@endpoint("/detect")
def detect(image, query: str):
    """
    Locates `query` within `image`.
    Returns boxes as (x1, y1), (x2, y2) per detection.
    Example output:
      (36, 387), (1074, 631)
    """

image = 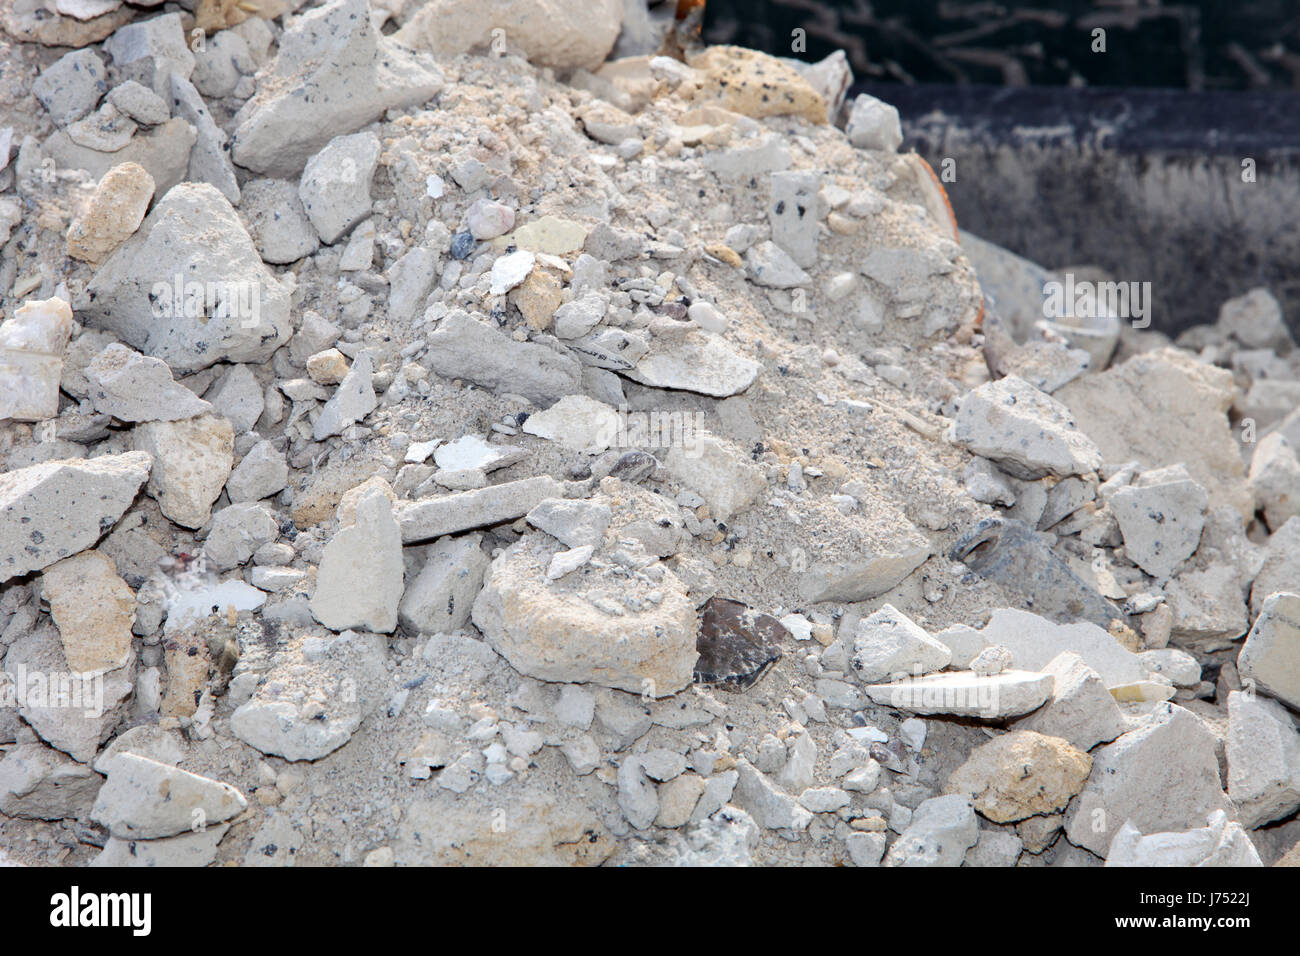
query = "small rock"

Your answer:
(0, 297), (75, 423)
(0, 451), (152, 583)
(134, 413), (234, 528)
(845, 93), (902, 152)
(950, 376), (1102, 480)
(298, 131), (381, 244)
(864, 670), (1054, 719)
(945, 731), (1091, 823)
(91, 752), (244, 839)
(884, 794), (978, 867)
(311, 487), (403, 633)
(66, 161), (155, 263)
(466, 198), (515, 240)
